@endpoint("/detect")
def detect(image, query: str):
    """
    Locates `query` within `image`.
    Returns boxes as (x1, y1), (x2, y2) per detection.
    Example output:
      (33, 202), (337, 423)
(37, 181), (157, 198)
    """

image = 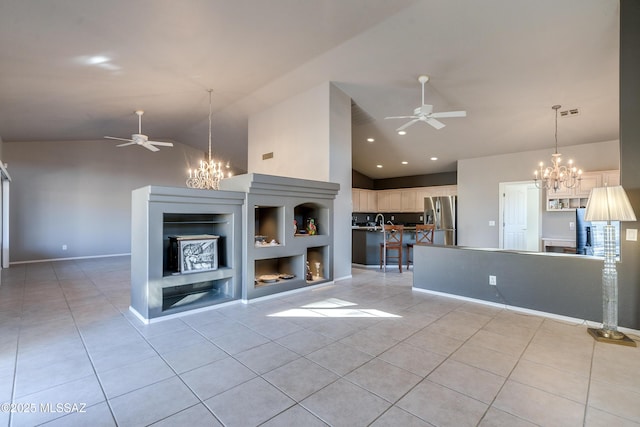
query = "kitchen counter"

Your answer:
(352, 226), (423, 266)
